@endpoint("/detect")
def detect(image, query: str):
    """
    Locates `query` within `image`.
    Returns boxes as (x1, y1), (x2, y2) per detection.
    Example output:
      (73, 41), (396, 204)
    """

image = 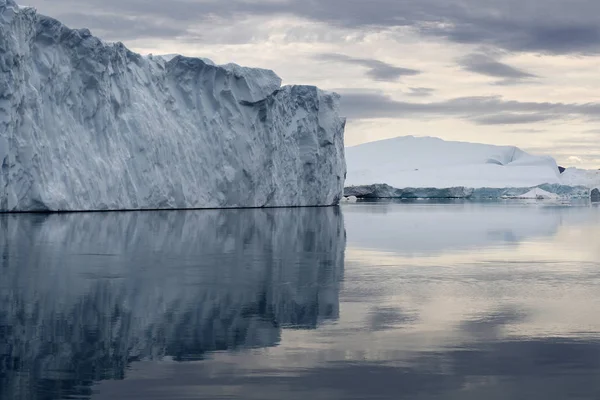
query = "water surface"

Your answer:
(1, 202), (600, 399)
